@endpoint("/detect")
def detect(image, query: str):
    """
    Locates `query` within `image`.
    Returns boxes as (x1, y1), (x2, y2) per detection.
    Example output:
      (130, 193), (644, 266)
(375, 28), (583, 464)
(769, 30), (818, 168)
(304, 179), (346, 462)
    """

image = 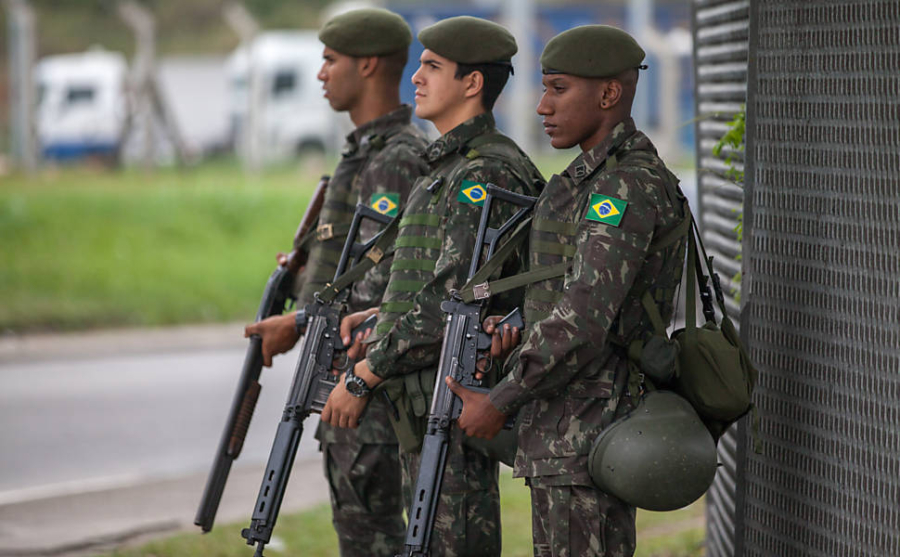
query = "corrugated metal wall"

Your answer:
(691, 1), (750, 555)
(740, 1), (900, 555)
